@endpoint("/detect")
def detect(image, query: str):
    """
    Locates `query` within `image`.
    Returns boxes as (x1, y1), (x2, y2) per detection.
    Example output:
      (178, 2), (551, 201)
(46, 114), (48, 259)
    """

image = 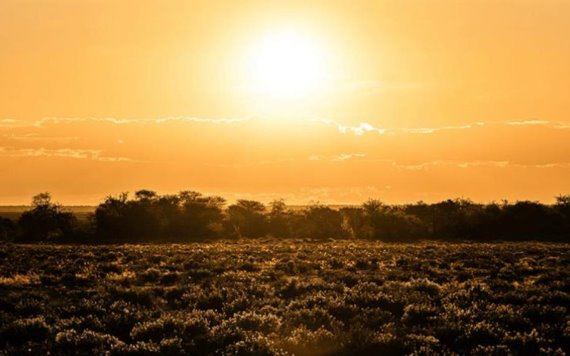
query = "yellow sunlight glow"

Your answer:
(245, 29), (328, 100)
